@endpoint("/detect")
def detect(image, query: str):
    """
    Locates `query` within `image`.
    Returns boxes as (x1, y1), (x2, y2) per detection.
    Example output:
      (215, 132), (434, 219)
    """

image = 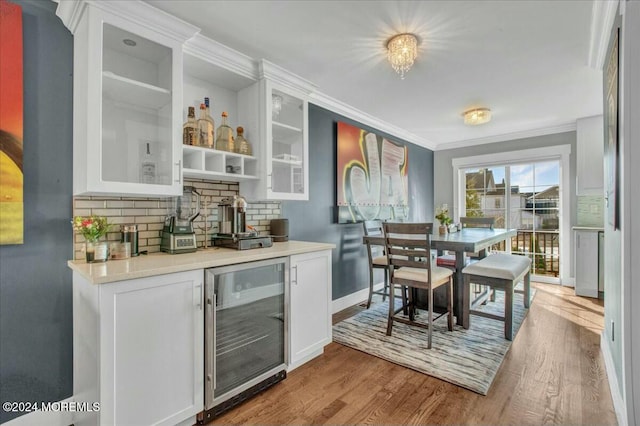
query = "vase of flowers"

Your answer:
(435, 204), (452, 235)
(72, 215), (111, 263)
